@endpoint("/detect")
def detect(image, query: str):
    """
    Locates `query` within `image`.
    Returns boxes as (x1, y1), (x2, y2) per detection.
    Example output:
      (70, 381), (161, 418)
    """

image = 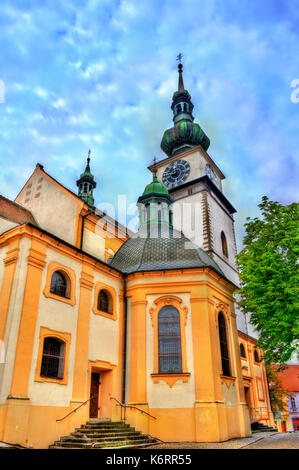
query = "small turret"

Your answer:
(76, 150), (96, 207)
(137, 160), (173, 236)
